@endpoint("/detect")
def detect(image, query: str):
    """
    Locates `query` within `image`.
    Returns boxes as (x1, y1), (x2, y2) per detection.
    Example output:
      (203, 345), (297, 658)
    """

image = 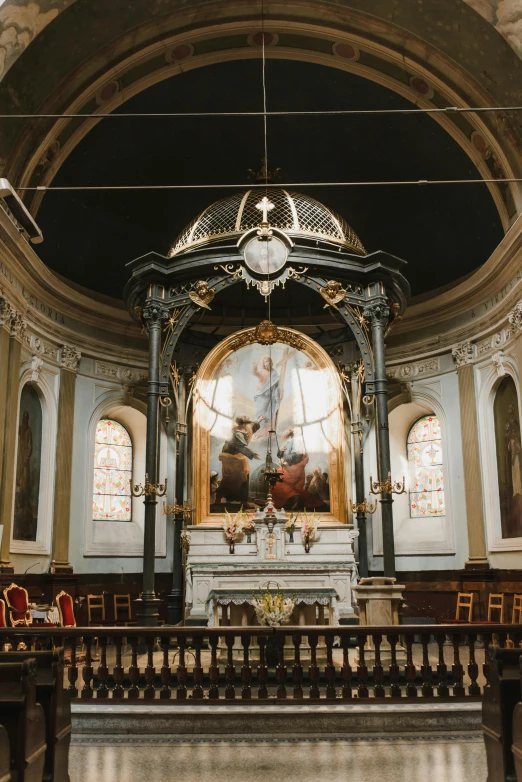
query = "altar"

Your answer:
(184, 520), (358, 625)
